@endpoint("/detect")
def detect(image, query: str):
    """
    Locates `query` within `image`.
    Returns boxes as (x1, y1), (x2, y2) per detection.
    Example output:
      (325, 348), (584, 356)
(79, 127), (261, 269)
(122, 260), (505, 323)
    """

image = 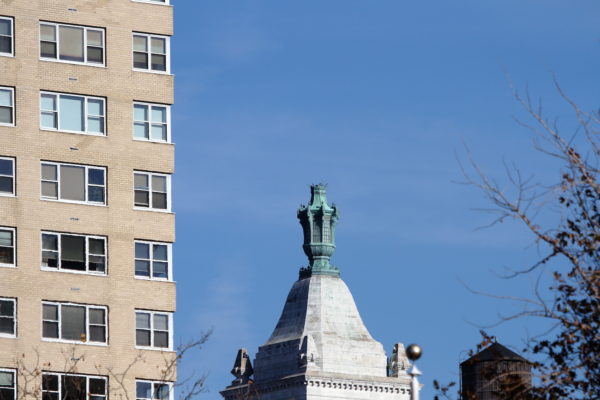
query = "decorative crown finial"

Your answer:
(297, 184), (340, 278)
